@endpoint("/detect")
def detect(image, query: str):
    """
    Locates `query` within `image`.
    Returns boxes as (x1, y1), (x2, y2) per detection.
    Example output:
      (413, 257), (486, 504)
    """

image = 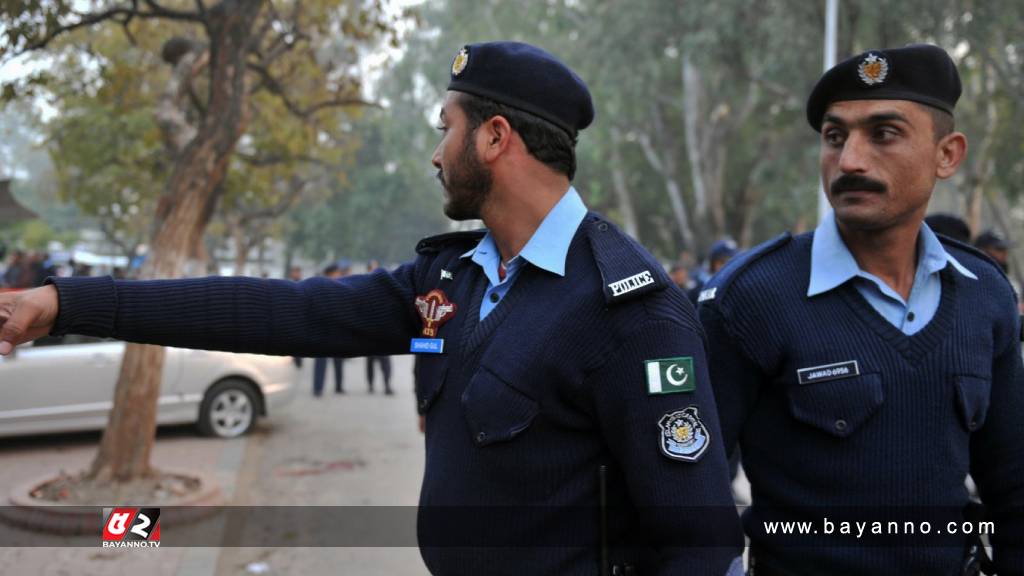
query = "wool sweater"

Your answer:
(699, 231), (1024, 576)
(50, 214), (743, 576)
